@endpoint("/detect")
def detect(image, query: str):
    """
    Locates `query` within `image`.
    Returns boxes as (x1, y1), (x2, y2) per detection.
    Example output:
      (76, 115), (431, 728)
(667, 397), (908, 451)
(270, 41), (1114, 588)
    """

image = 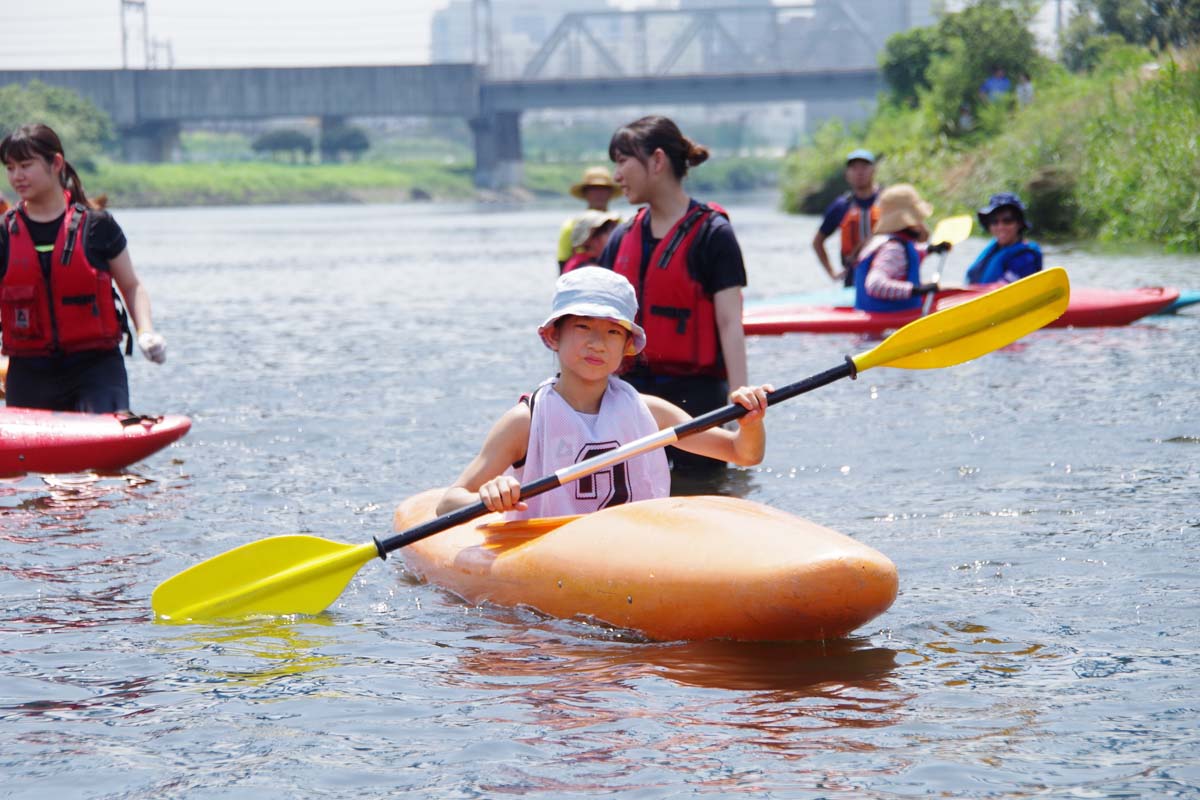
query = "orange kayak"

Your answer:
(393, 489), (898, 642)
